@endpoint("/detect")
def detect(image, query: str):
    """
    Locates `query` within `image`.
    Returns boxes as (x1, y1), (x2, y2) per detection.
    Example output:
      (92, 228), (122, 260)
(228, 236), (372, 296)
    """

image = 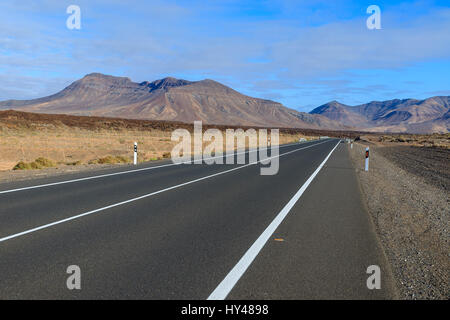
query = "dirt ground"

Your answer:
(0, 110), (318, 172)
(349, 141), (449, 299)
(378, 146), (449, 191)
(361, 133), (450, 149)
